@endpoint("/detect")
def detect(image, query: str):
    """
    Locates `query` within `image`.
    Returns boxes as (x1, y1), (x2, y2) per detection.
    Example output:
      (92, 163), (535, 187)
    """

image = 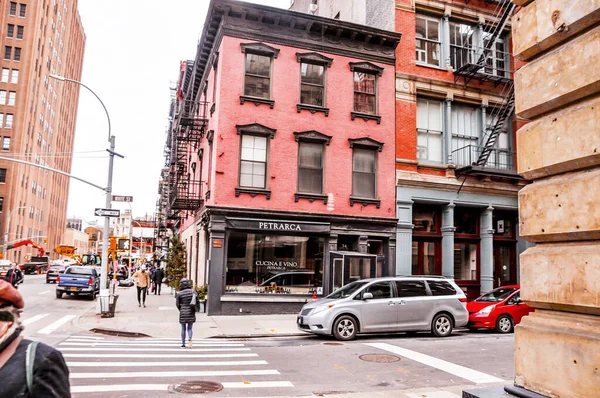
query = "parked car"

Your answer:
(467, 285), (533, 333)
(46, 265), (68, 283)
(297, 276), (468, 341)
(56, 266), (100, 300)
(0, 259), (14, 278)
